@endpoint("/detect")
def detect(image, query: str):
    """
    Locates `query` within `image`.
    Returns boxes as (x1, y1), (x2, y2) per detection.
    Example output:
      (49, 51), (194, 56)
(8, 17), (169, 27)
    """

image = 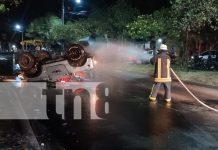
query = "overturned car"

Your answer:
(18, 44), (95, 82)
